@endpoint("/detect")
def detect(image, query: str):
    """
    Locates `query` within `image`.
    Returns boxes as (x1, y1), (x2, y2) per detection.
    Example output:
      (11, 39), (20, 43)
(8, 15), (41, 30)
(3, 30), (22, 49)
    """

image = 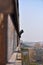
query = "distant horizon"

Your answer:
(21, 41), (43, 47)
(19, 0), (43, 42)
(22, 41), (43, 43)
